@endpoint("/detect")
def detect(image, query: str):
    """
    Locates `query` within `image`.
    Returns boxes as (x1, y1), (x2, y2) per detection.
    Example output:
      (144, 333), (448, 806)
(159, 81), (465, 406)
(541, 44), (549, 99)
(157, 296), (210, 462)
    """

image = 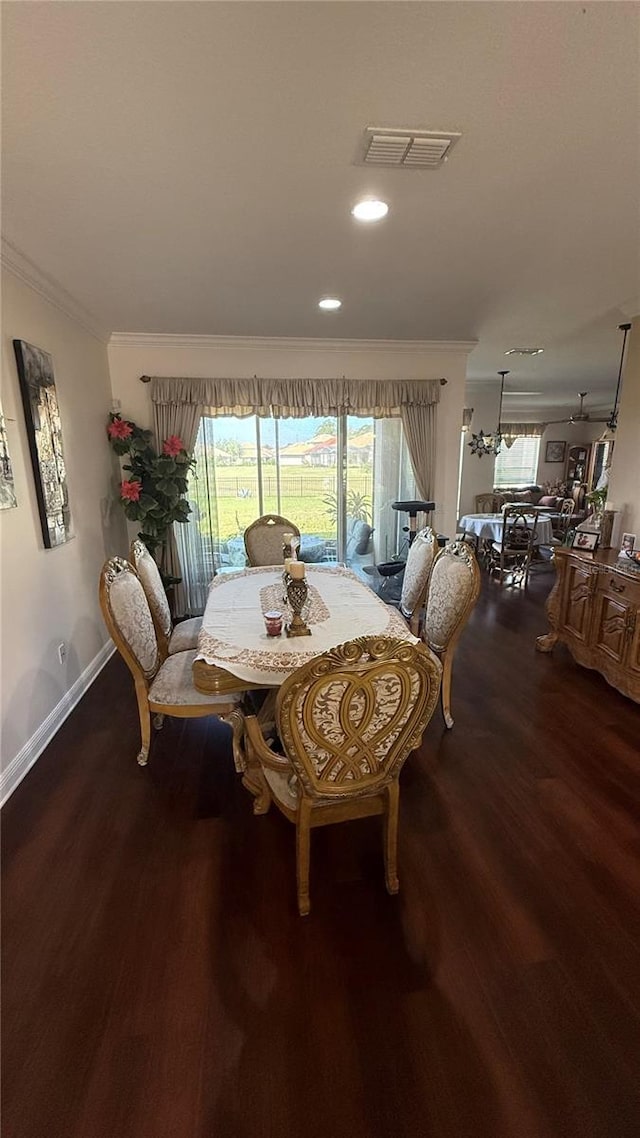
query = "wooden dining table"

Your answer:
(192, 564), (417, 695)
(192, 565), (421, 811)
